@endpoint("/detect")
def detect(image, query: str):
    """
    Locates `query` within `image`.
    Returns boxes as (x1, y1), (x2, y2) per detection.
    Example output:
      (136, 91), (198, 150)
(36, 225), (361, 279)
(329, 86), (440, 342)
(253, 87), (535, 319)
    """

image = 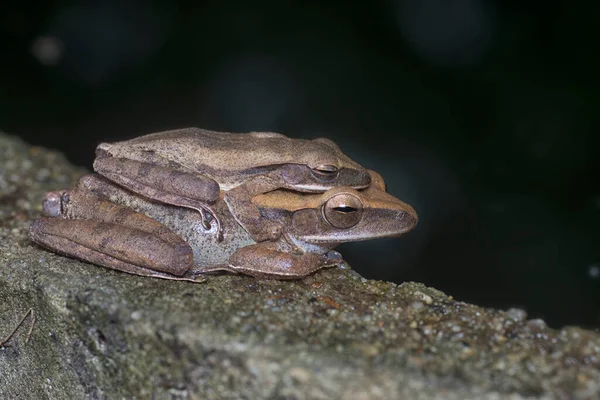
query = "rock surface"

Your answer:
(0, 132), (599, 400)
